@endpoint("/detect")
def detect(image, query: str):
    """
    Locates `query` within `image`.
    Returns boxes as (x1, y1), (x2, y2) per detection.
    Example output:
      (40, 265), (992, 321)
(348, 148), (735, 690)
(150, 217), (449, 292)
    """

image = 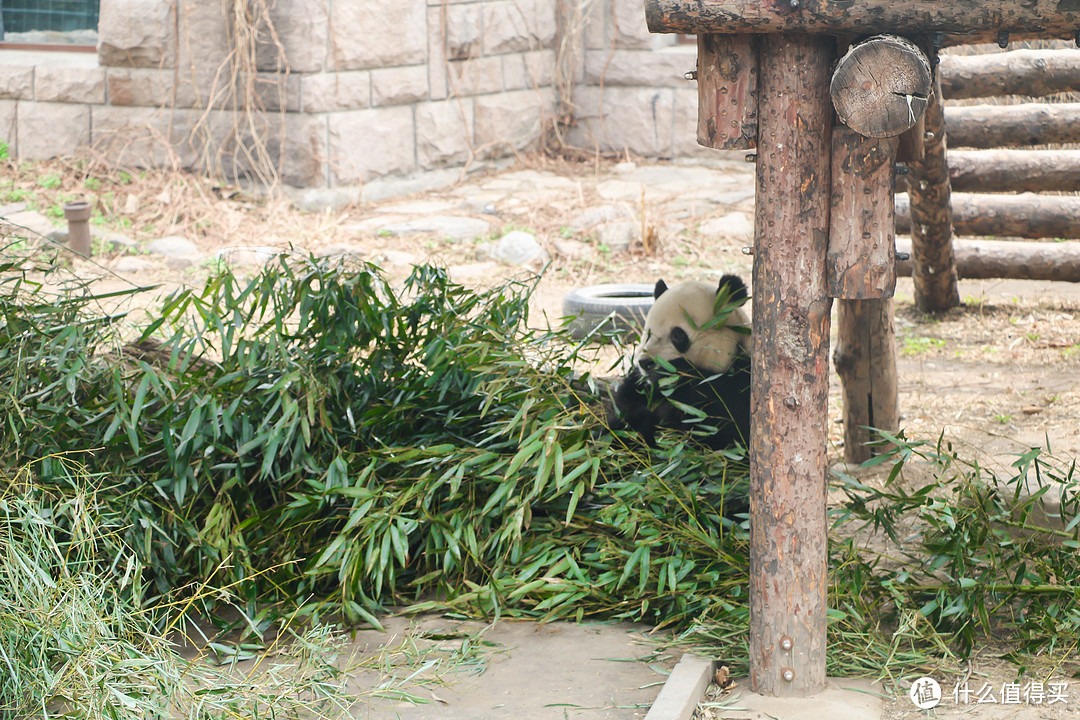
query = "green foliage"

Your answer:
(37, 173), (62, 190)
(0, 256), (750, 632)
(1, 255), (1077, 687)
(832, 434), (1080, 665)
